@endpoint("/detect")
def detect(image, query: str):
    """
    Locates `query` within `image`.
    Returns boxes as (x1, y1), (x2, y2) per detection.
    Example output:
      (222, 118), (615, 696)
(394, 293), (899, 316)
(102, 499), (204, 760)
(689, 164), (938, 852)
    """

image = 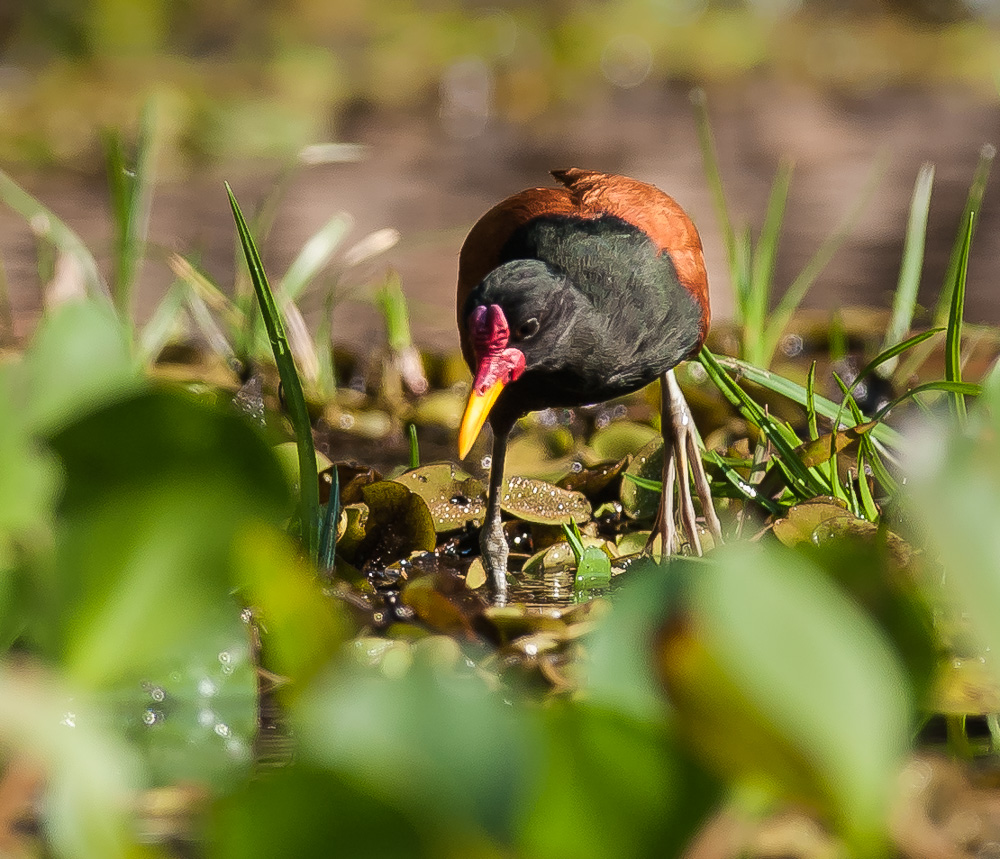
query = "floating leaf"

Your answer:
(620, 437), (663, 521)
(500, 476), (590, 525)
(659, 544), (911, 848)
(589, 421), (659, 462)
(393, 464), (486, 532)
(357, 482), (436, 567)
(557, 457), (628, 499)
(772, 497), (853, 546)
